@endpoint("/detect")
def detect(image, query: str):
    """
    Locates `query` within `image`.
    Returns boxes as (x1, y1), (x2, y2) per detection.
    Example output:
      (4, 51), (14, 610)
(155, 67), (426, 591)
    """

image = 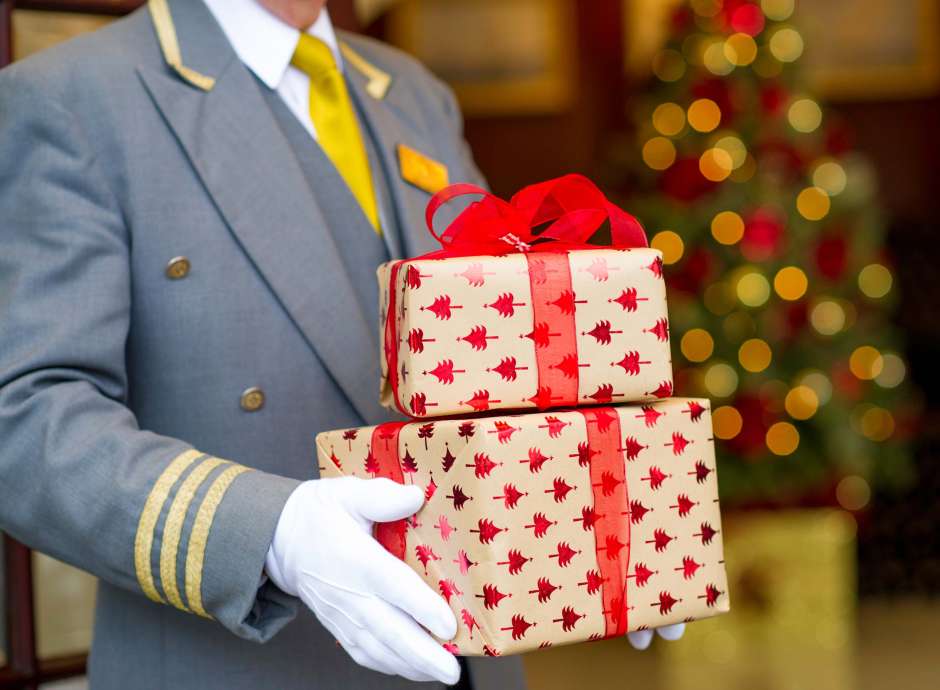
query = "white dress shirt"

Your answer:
(202, 0), (343, 141)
